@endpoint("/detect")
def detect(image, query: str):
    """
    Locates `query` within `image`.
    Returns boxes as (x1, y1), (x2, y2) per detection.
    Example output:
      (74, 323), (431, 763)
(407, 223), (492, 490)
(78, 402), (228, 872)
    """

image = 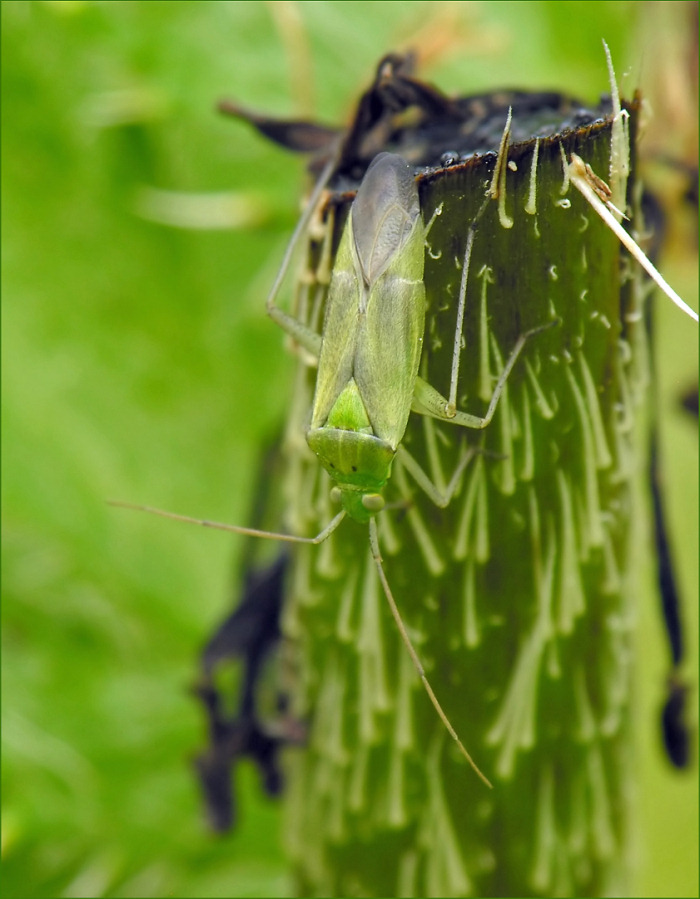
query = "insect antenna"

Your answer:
(367, 518), (493, 788)
(108, 500), (346, 545)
